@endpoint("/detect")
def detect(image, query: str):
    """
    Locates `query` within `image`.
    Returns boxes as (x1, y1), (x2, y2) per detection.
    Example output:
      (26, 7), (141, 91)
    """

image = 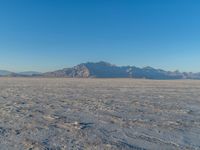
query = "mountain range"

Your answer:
(0, 70), (42, 77)
(0, 61), (200, 79)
